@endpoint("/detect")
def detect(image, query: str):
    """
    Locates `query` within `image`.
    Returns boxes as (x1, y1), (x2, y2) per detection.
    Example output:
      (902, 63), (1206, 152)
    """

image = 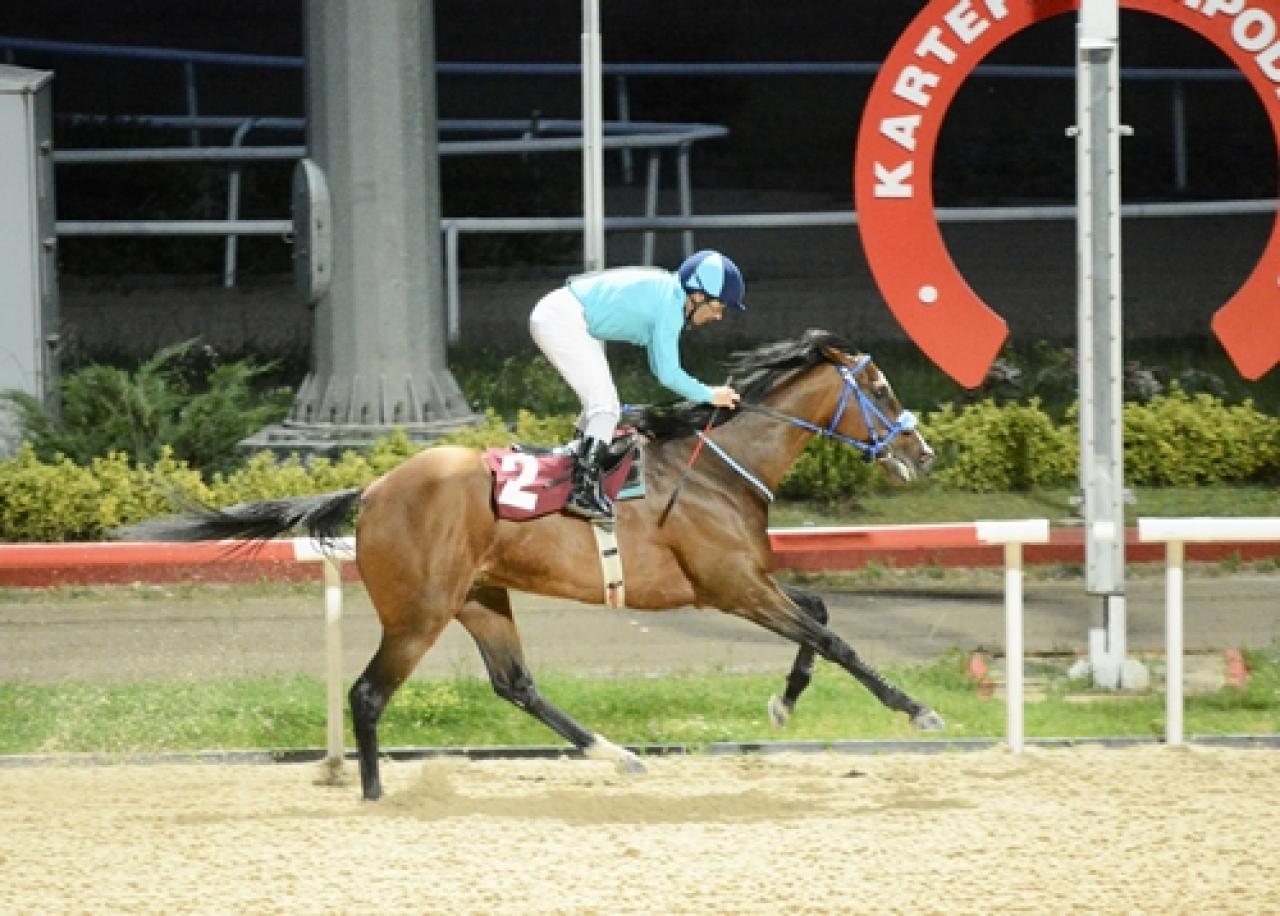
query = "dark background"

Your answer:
(3, 2), (1270, 218)
(0, 2), (1275, 363)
